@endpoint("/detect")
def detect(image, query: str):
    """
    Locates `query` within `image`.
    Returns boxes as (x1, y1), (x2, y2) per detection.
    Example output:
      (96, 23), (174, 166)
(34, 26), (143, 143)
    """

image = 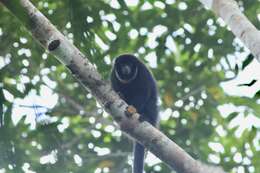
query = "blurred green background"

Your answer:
(0, 0), (260, 173)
